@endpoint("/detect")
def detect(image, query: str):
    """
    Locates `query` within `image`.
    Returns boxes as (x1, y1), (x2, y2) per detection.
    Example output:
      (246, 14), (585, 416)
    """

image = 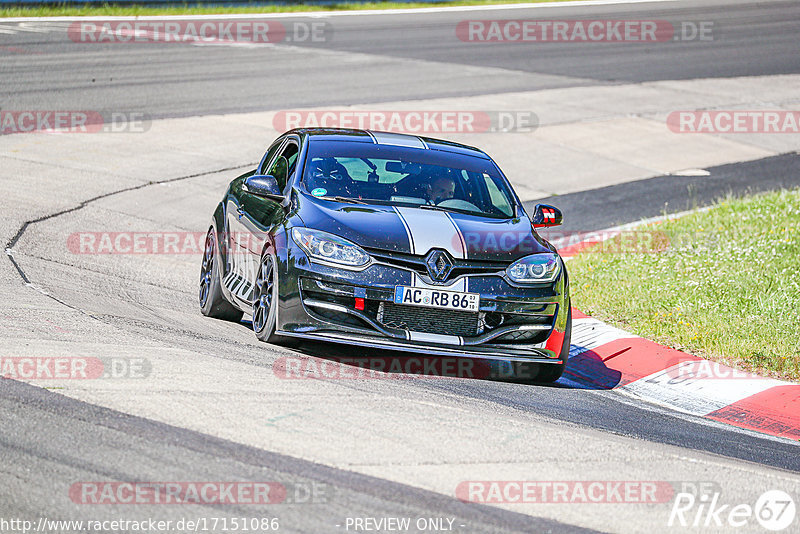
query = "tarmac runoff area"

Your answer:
(2, 73), (800, 533)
